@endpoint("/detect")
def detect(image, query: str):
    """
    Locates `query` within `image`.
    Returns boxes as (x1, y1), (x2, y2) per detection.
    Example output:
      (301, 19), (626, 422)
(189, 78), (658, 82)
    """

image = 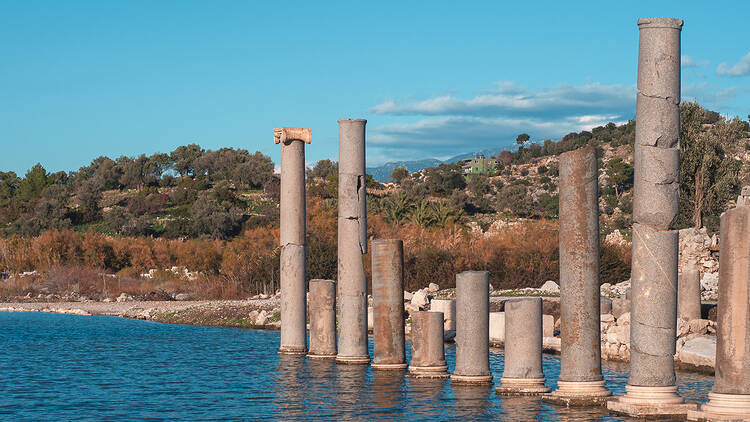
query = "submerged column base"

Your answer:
(307, 352), (337, 360)
(407, 365), (450, 379)
(687, 393), (750, 421)
(608, 385), (697, 418)
(278, 346), (307, 355)
(450, 374), (493, 385)
(335, 355), (370, 365)
(542, 380), (611, 407)
(495, 377), (550, 396)
(372, 362), (408, 370)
